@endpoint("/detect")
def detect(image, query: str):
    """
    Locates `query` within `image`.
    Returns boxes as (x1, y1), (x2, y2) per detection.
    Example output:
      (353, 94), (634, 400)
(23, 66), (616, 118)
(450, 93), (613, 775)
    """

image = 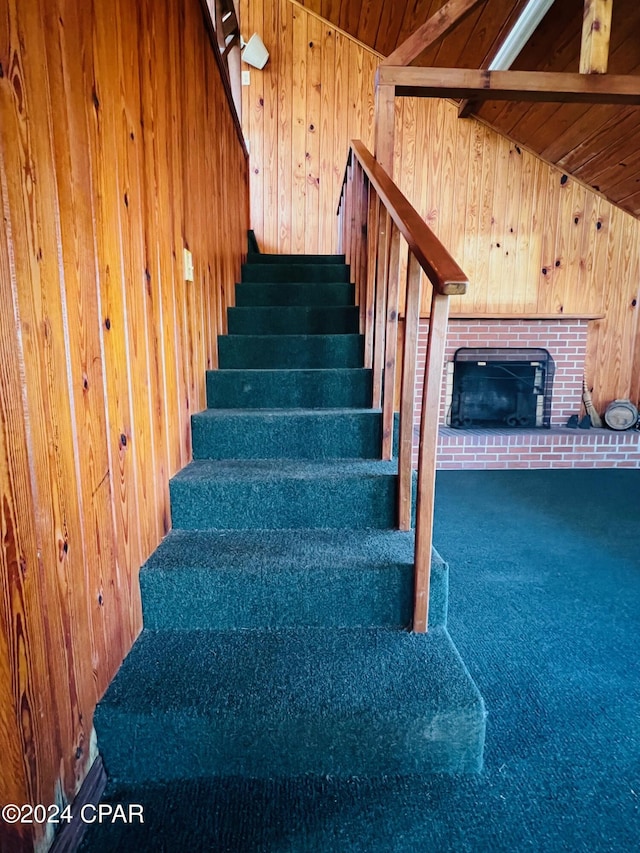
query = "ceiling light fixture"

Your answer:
(488, 0), (556, 71)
